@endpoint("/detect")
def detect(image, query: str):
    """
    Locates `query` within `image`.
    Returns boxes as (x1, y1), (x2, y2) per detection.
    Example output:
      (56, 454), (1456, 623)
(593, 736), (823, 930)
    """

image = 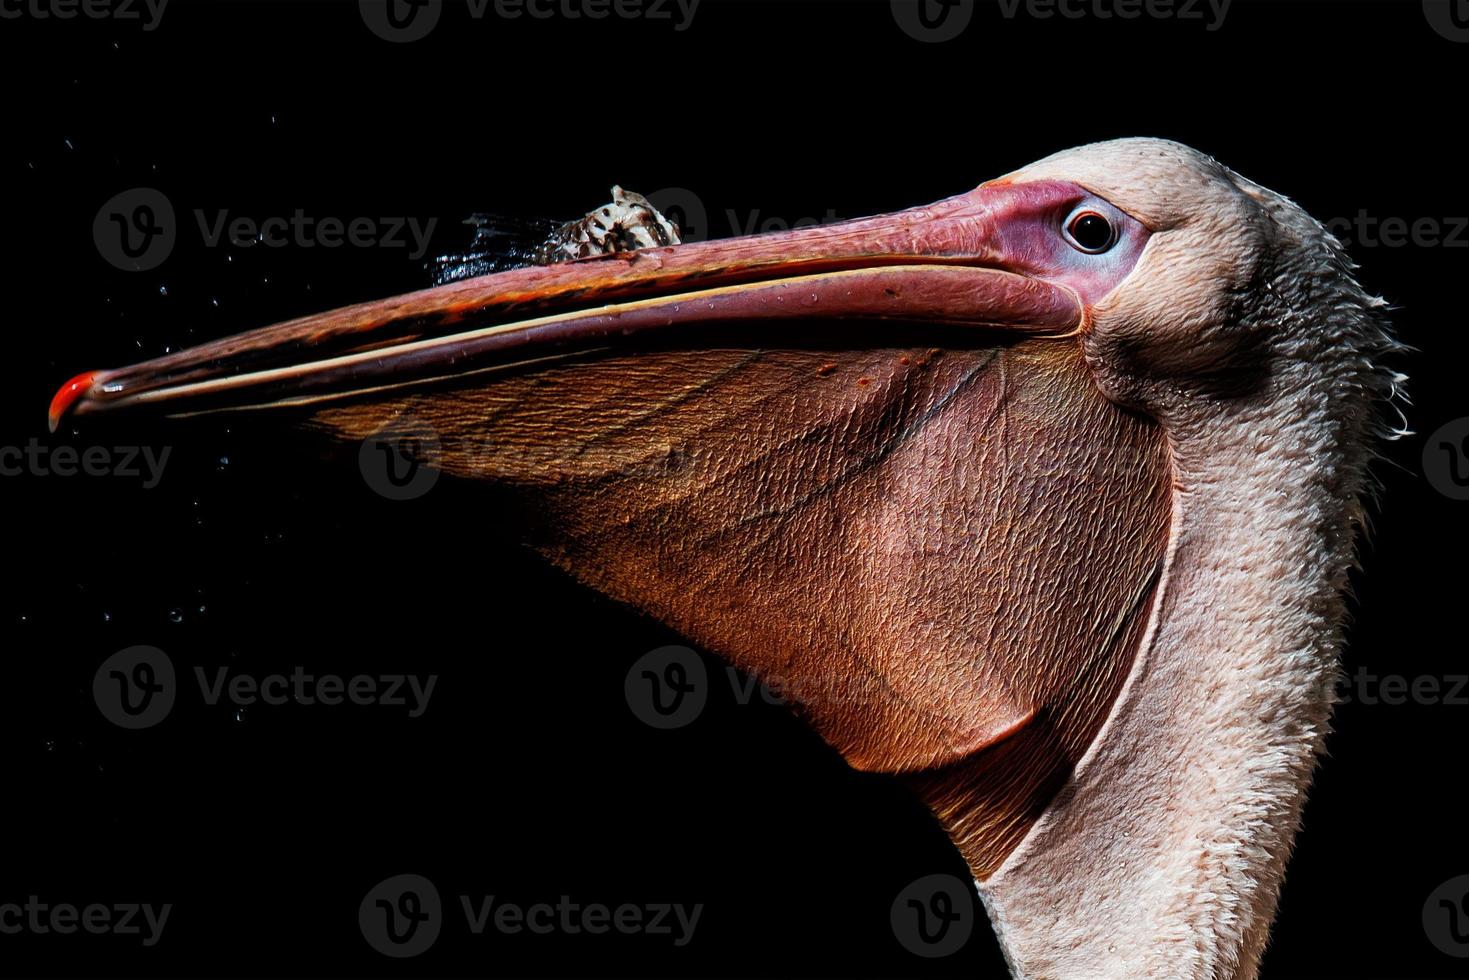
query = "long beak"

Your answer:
(50, 183), (1083, 432)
